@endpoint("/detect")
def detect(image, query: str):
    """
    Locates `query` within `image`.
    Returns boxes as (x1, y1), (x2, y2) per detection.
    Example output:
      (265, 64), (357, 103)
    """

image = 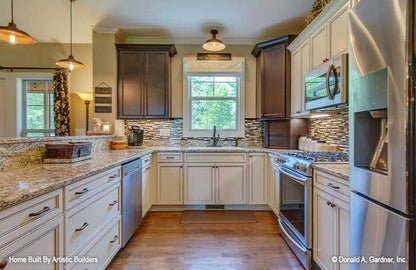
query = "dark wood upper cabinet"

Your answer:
(252, 35), (296, 119)
(116, 44), (177, 119)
